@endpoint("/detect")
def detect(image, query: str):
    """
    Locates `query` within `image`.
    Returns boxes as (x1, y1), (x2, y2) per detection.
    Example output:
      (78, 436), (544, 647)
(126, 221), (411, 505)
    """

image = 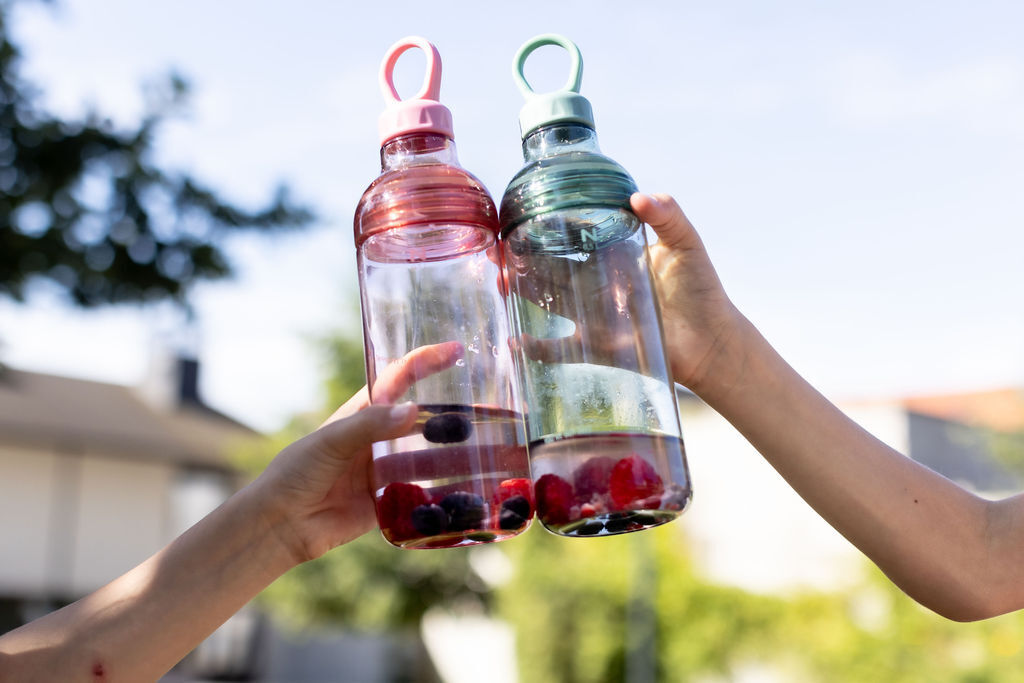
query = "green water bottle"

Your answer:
(499, 34), (692, 537)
